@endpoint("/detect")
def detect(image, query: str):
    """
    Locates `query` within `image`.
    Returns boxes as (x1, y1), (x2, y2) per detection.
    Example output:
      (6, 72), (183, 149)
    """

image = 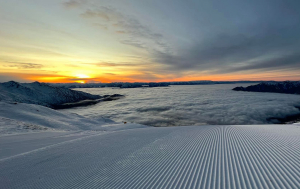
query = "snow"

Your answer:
(262, 81), (300, 86)
(0, 101), (146, 134)
(0, 81), (101, 108)
(0, 116), (50, 135)
(0, 124), (299, 188)
(0, 101), (299, 188)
